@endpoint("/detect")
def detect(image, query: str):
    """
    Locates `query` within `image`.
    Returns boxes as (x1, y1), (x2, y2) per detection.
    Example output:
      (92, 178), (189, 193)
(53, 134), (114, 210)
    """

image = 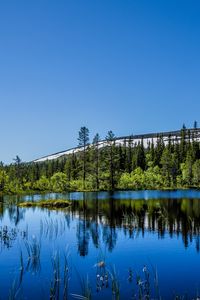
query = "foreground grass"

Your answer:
(9, 244), (200, 300)
(18, 199), (71, 209)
